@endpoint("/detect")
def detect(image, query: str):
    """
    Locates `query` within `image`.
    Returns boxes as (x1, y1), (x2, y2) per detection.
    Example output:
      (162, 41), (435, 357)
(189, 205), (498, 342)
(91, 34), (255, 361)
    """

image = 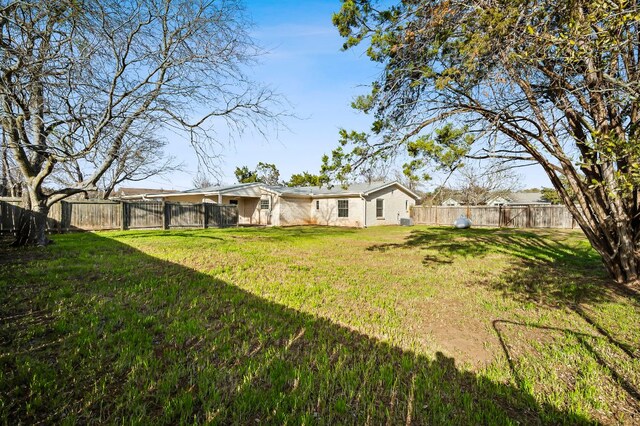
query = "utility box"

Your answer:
(400, 218), (414, 226)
